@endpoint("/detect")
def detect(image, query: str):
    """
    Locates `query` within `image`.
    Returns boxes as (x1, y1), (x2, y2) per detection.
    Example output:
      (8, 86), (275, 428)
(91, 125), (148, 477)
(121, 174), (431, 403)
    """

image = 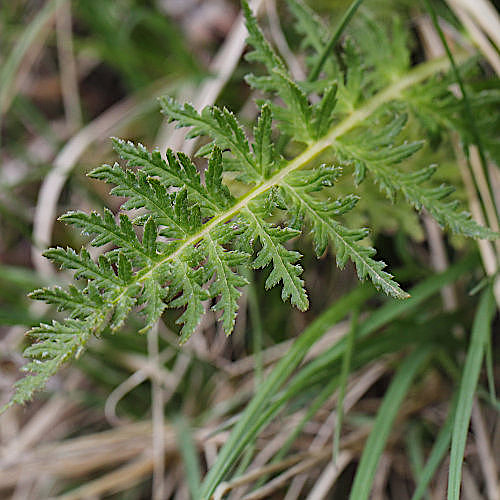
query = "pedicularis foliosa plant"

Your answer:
(7, 0), (499, 409)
